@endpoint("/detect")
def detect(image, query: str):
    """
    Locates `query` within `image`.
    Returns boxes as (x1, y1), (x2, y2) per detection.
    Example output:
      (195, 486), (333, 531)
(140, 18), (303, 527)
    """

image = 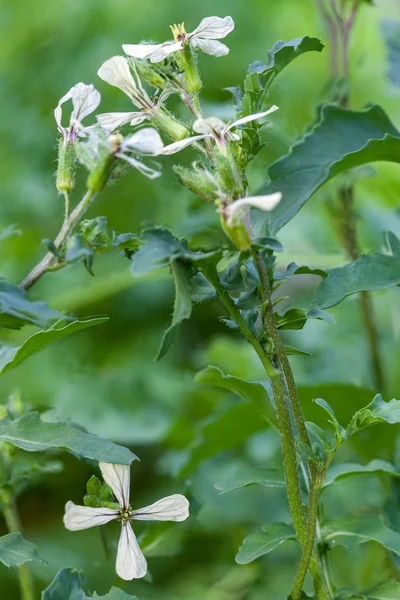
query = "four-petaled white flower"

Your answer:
(64, 462), (189, 580)
(123, 16), (234, 63)
(159, 106), (279, 155)
(97, 56), (155, 132)
(116, 128), (165, 179)
(55, 82), (101, 143)
(224, 193), (283, 227)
